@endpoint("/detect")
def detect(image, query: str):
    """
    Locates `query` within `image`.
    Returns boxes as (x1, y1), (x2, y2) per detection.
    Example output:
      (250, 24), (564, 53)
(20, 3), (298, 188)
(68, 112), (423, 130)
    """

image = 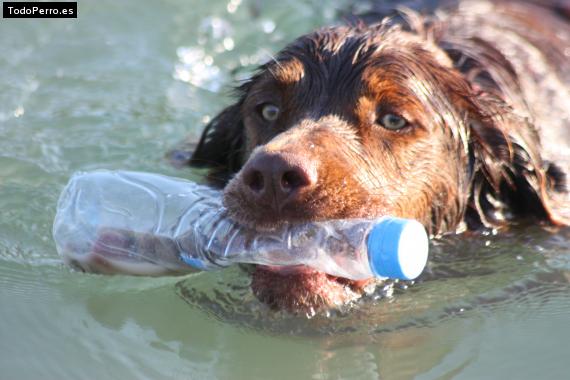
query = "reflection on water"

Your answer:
(176, 227), (570, 338)
(172, 227), (570, 379)
(1, 0), (570, 379)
